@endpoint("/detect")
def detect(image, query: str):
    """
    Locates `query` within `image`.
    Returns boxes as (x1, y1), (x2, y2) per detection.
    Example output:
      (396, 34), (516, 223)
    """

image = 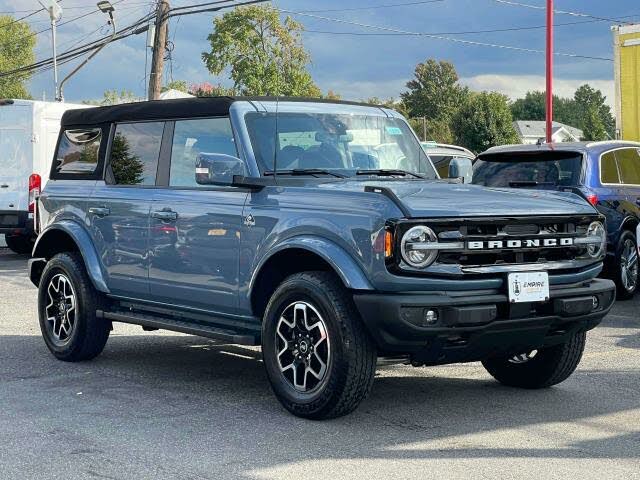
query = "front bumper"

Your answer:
(353, 278), (615, 365)
(0, 210), (31, 236)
